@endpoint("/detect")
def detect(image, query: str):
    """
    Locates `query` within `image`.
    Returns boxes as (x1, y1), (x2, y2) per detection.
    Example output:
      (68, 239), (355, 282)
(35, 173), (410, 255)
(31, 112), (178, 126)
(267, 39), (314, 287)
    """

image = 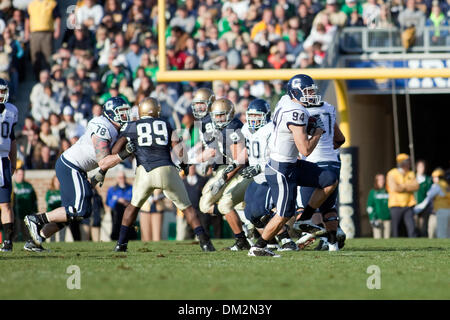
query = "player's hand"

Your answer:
(307, 116), (326, 136)
(210, 178), (225, 195)
(91, 169), (106, 188)
(223, 162), (237, 179)
(126, 140), (136, 154)
(240, 164), (261, 179)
